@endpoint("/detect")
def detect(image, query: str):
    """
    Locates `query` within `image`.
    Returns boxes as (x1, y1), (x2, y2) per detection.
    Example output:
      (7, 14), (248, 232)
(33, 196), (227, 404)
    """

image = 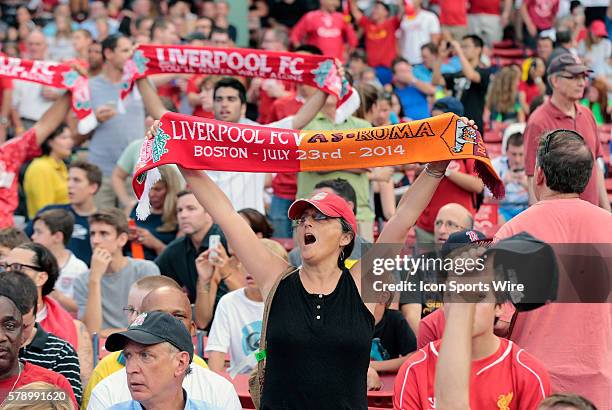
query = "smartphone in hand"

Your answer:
(208, 235), (221, 261)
